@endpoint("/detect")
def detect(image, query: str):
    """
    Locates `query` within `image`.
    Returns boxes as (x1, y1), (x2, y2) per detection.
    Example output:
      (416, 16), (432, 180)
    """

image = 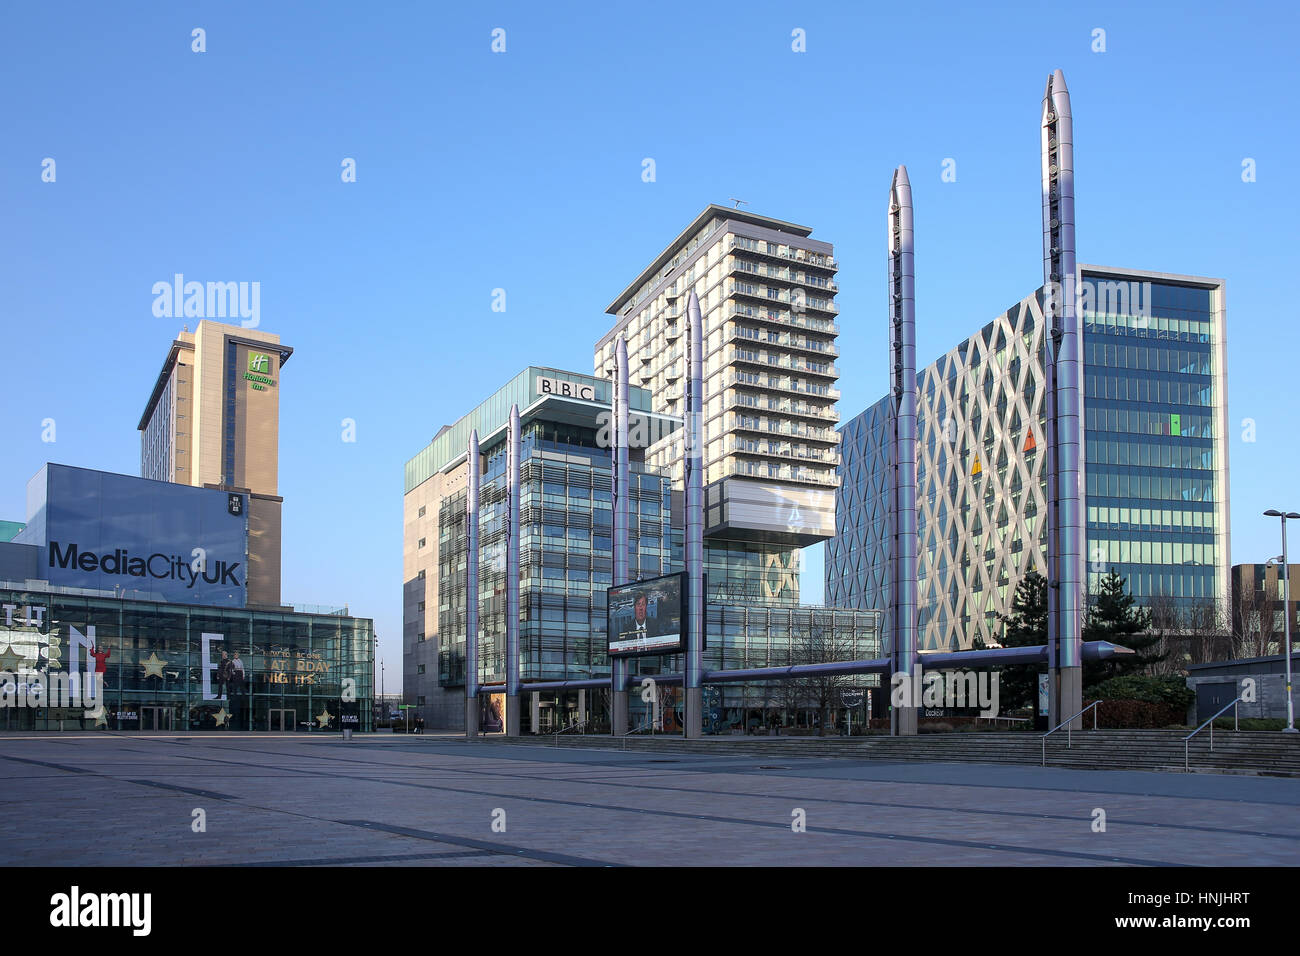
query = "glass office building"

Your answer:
(410, 366), (881, 731)
(0, 586), (374, 732)
(827, 266), (1229, 651)
(437, 422), (673, 688)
